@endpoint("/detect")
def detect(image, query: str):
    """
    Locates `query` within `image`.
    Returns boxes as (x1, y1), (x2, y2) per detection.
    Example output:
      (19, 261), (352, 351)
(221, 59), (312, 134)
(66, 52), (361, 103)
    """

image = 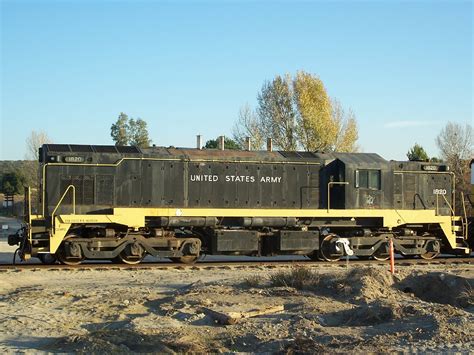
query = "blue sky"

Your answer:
(1, 0), (472, 160)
